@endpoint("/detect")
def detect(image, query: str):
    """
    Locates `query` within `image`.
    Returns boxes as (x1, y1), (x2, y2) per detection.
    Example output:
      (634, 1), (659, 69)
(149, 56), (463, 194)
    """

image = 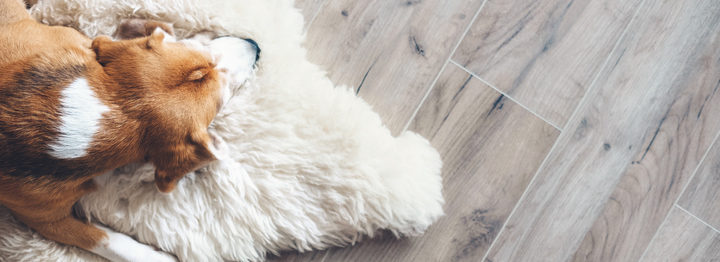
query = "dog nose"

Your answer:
(243, 38), (260, 62)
